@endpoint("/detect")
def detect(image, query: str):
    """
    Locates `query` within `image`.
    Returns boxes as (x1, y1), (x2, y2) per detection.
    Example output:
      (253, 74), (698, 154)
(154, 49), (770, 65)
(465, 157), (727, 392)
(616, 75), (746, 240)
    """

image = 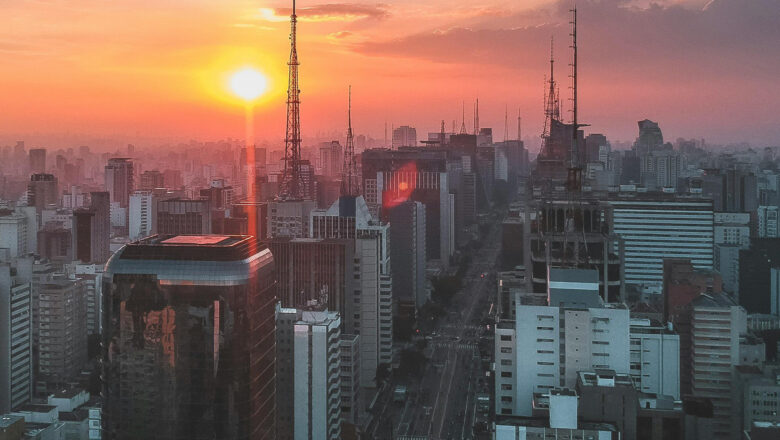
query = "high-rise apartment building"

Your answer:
(494, 269), (630, 417)
(37, 275), (87, 382)
(677, 293), (751, 440)
(104, 158), (134, 208)
(276, 306), (342, 440)
(0, 262), (33, 413)
(27, 173), (58, 213)
(310, 196), (393, 386)
(102, 235), (277, 439)
(128, 191), (155, 240)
